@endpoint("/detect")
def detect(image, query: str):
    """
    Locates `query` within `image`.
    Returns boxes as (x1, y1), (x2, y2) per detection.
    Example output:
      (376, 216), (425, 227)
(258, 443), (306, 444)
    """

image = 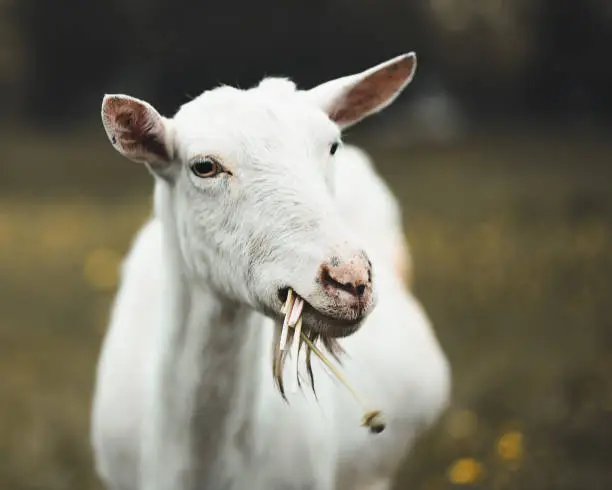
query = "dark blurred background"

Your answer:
(1, 1), (612, 489)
